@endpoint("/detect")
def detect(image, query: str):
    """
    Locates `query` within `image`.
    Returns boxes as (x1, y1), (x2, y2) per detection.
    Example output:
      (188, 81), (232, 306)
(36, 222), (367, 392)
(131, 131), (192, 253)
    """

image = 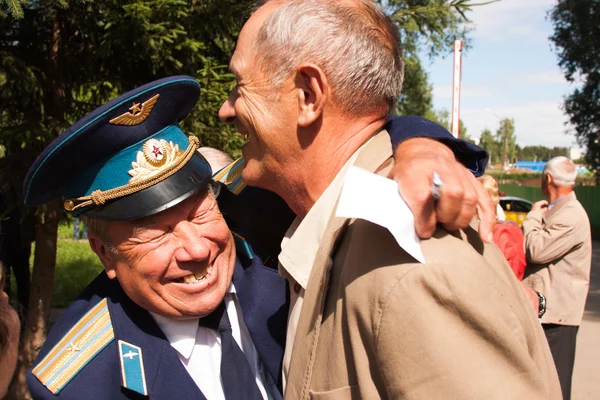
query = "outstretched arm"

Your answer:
(385, 116), (495, 242)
